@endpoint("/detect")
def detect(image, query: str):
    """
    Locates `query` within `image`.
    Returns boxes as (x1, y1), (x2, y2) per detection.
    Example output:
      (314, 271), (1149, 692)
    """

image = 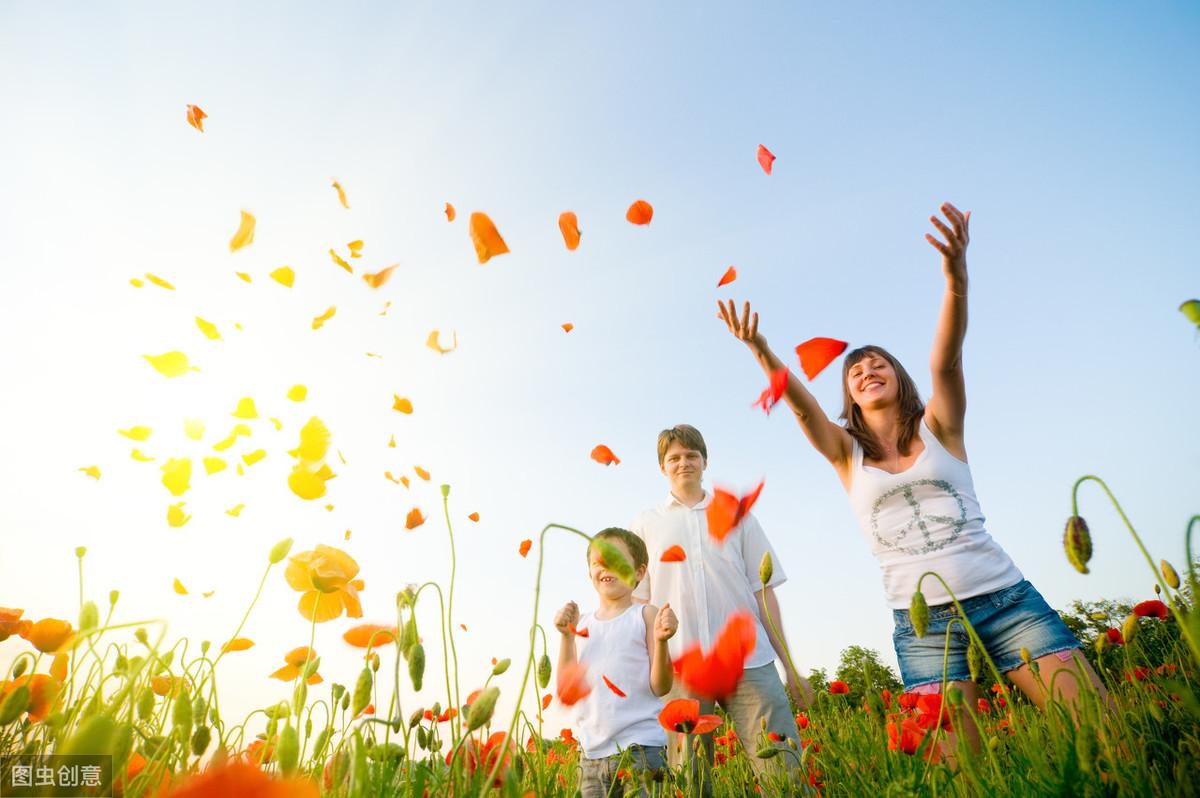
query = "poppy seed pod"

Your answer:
(1122, 614), (1139, 645)
(409, 709), (424, 729)
(352, 667), (373, 717)
(910, 591), (930, 639)
(276, 722), (299, 775)
(1063, 516), (1092, 575)
(409, 644), (425, 692)
(440, 484), (450, 498)
(79, 602), (98, 633)
(1161, 560), (1181, 590)
(967, 641), (983, 682)
(75, 547), (87, 559)
(109, 590), (120, 607)
(1019, 647), (1032, 667)
(190, 726), (211, 757)
(466, 686), (499, 732)
(492, 658), (511, 676)
(268, 537), (294, 565)
(759, 552), (773, 586)
(537, 654), (552, 690)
